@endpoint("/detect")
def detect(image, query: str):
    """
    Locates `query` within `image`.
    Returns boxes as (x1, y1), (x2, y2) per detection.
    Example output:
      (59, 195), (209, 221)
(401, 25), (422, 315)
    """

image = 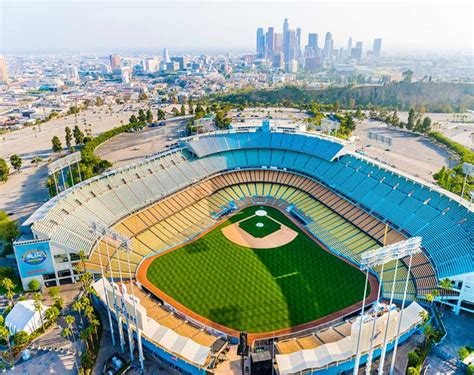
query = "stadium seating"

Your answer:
(29, 131), (473, 296)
